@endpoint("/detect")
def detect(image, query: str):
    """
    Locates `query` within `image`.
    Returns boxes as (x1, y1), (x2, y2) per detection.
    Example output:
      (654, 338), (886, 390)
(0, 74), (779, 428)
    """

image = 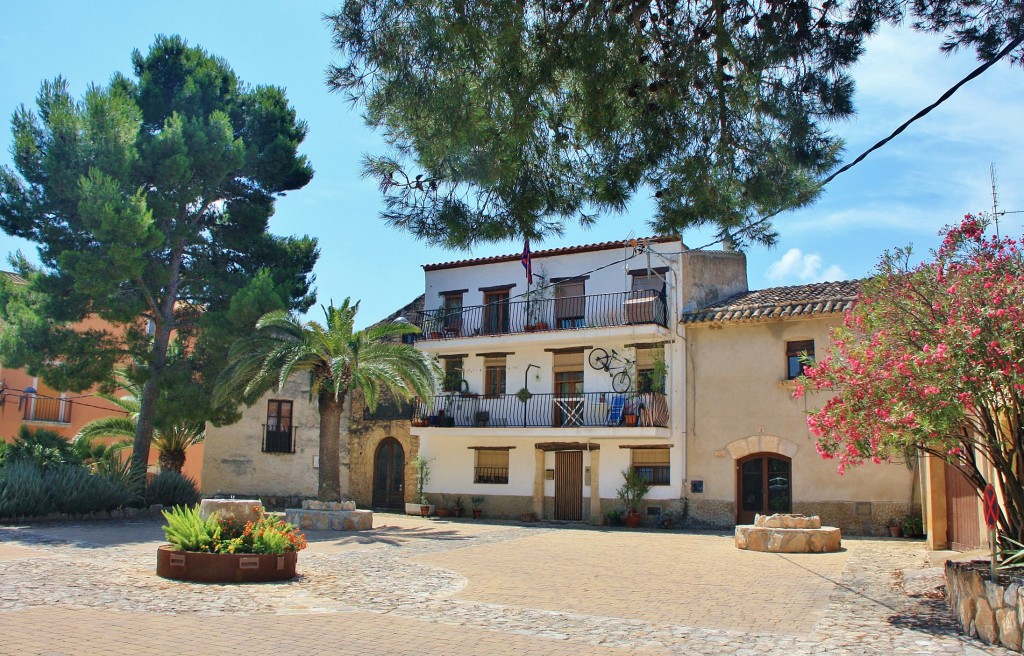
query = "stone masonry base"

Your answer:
(285, 500), (373, 531)
(946, 560), (1023, 651)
